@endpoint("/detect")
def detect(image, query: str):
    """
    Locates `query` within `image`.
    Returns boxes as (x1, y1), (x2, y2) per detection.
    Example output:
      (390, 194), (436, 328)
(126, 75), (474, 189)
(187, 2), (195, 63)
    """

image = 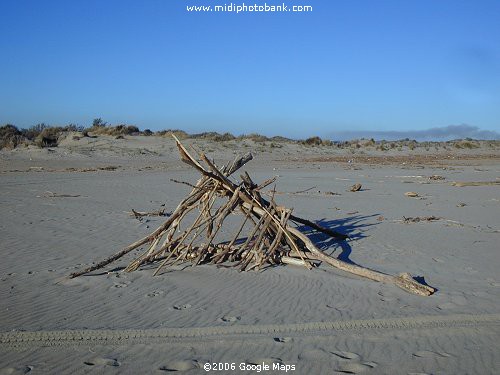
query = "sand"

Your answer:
(1, 135), (499, 374)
